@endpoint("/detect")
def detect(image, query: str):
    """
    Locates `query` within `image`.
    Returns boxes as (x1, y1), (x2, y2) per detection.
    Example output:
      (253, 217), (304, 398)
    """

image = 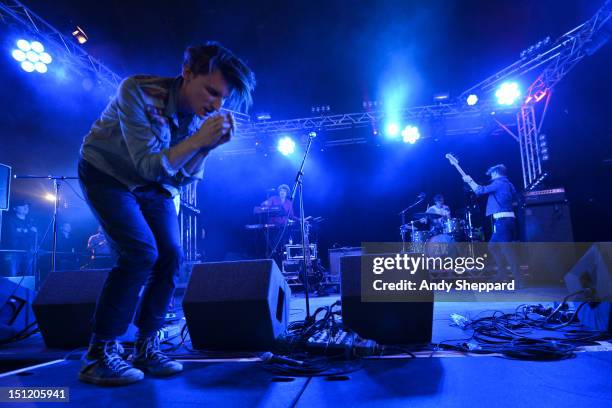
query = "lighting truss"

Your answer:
(458, 0), (612, 189)
(460, 1), (612, 102)
(236, 100), (514, 137)
(0, 0), (121, 91)
(2, 0), (611, 190)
